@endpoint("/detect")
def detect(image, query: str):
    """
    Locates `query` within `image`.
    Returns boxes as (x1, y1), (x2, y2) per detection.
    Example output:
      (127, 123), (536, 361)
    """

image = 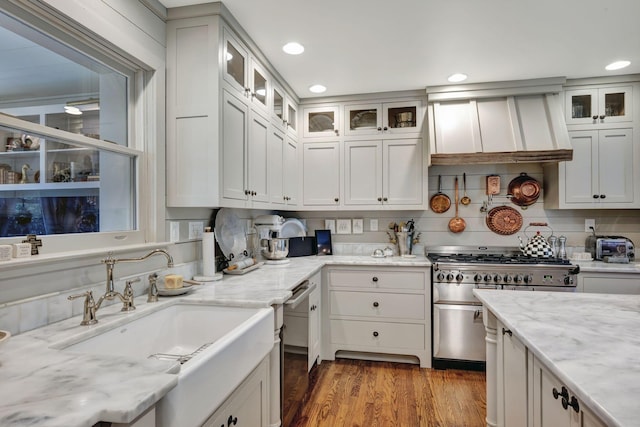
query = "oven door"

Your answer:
(433, 303), (486, 362)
